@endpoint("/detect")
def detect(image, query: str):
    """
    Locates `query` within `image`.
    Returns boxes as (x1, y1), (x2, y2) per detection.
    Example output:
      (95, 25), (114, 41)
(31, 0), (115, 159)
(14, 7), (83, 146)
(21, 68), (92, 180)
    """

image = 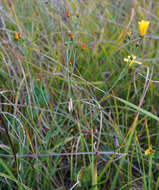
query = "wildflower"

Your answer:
(145, 147), (156, 156)
(14, 31), (18, 40)
(18, 32), (21, 39)
(69, 31), (74, 40)
(81, 43), (85, 50)
(66, 9), (70, 17)
(14, 31), (21, 40)
(124, 55), (142, 67)
(138, 20), (150, 37)
(69, 60), (72, 65)
(40, 76), (43, 80)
